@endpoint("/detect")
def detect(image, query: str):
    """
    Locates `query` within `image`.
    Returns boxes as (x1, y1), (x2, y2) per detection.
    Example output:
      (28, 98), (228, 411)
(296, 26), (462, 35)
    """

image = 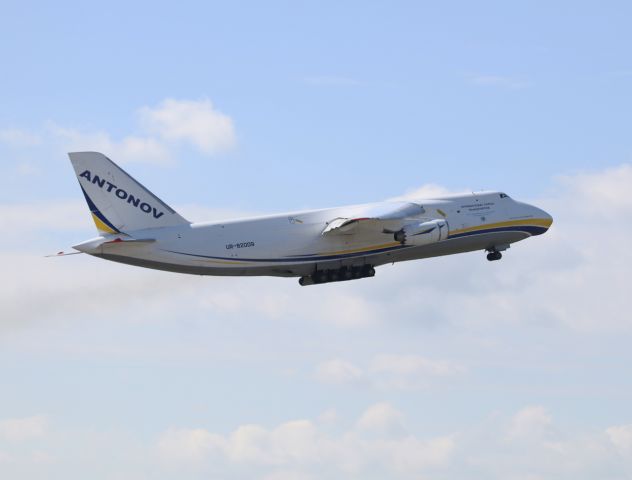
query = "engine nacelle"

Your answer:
(394, 219), (449, 246)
